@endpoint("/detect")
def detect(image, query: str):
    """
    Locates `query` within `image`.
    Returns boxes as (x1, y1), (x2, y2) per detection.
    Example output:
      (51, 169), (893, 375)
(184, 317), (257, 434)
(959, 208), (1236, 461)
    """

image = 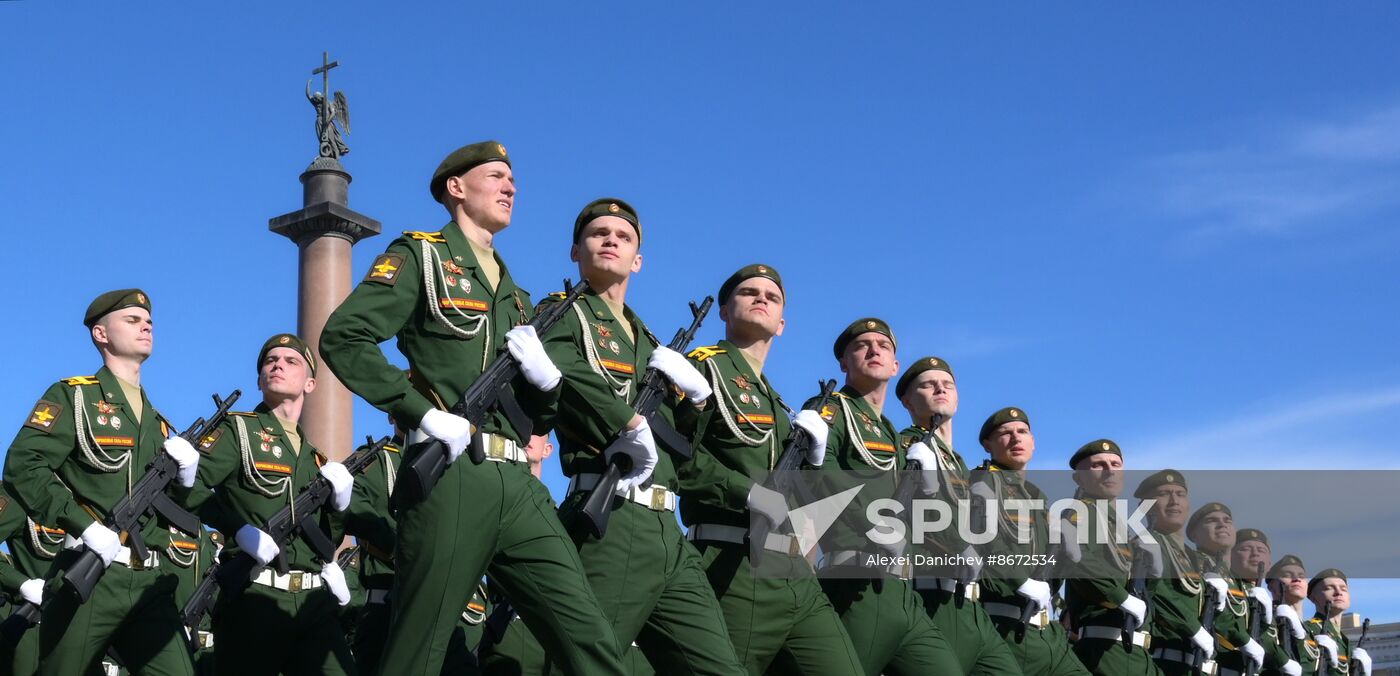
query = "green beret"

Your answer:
(1235, 528), (1269, 548)
(833, 317), (896, 359)
(718, 263), (784, 306)
(84, 289), (151, 328)
(1267, 554), (1305, 579)
(257, 333), (317, 376)
(1068, 439), (1122, 469)
(1308, 568), (1347, 594)
(978, 406), (1029, 441)
(1133, 469), (1187, 500)
(1186, 502), (1231, 539)
(430, 140), (511, 203)
(895, 356), (955, 399)
(572, 198), (641, 245)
